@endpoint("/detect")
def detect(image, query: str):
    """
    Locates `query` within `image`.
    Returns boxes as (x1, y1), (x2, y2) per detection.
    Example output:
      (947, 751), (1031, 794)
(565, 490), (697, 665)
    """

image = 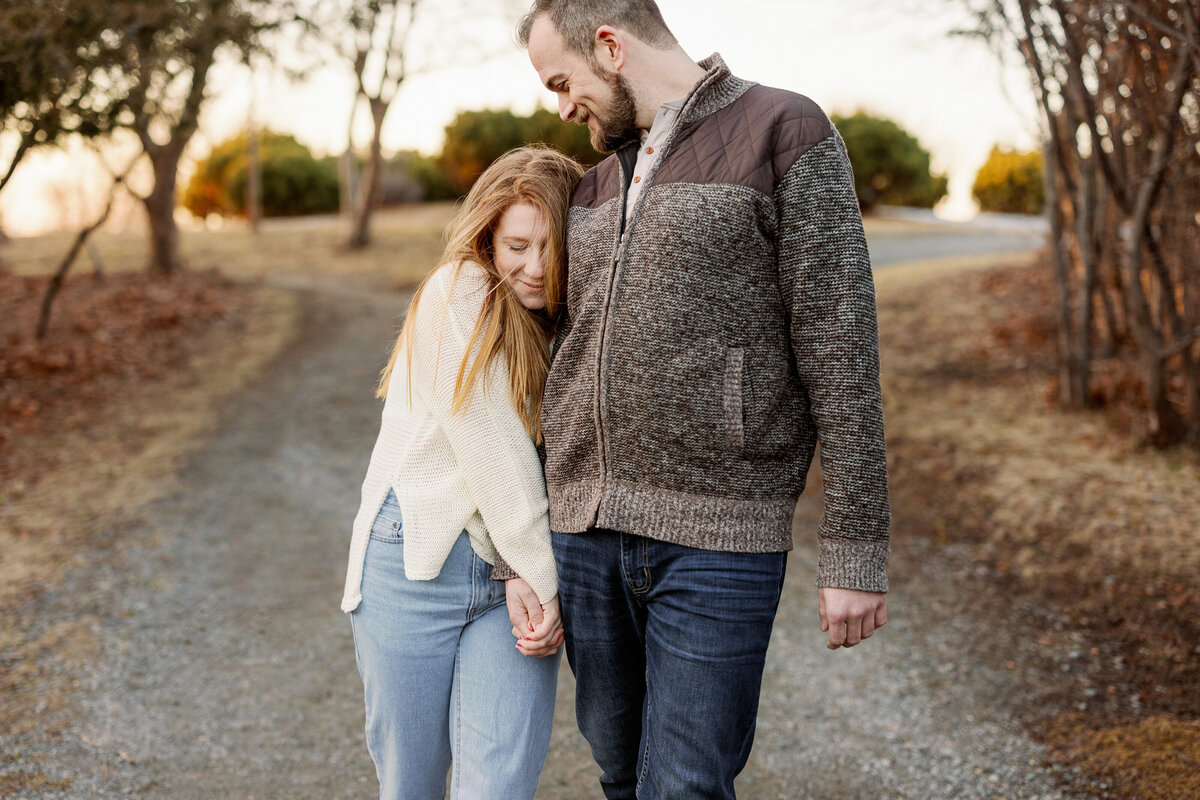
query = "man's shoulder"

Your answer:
(732, 83), (835, 151)
(571, 154), (622, 210)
